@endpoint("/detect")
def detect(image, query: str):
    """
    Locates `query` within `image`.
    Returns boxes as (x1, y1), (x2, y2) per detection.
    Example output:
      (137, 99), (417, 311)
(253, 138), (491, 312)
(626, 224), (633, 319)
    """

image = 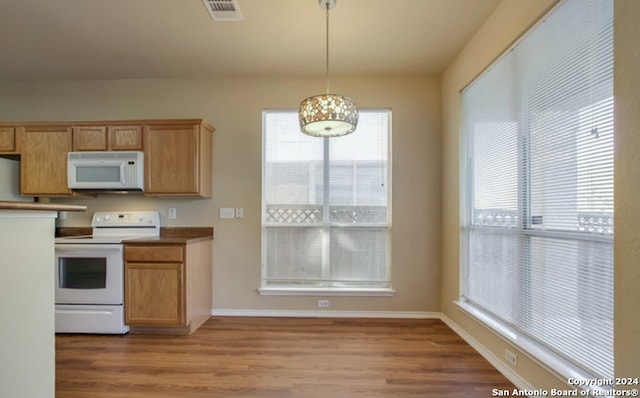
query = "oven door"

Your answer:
(55, 244), (124, 305)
